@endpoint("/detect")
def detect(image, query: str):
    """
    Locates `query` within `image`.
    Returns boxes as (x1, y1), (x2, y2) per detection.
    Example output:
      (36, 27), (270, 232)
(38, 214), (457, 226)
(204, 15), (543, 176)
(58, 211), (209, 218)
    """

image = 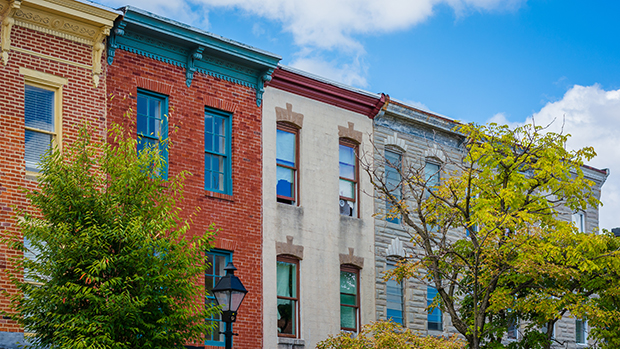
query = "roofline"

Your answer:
(268, 66), (386, 119)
